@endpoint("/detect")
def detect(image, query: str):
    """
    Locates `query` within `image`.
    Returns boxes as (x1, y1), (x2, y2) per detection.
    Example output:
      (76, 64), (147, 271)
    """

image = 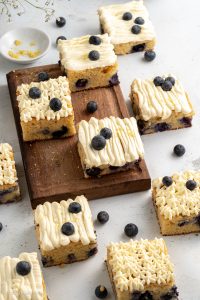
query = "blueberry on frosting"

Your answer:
(153, 76), (165, 87)
(165, 76), (175, 86)
(162, 176), (173, 187)
(68, 202), (82, 214)
(89, 35), (101, 45)
(61, 222), (75, 236)
(134, 17), (145, 25)
(49, 98), (62, 112)
(131, 25), (141, 34)
(122, 12), (132, 21)
(100, 128), (112, 140)
(16, 261), (31, 276)
(91, 135), (106, 150)
(162, 80), (173, 92)
(186, 180), (197, 191)
(29, 87), (41, 99)
(88, 50), (100, 61)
